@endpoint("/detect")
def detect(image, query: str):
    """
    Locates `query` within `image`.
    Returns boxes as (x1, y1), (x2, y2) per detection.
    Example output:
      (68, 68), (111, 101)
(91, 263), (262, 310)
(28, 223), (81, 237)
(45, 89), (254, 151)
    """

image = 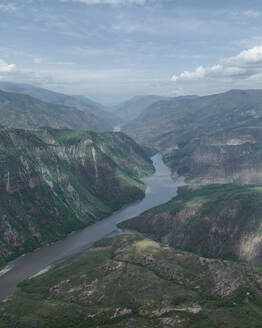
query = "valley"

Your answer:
(2, 1), (262, 326)
(123, 90), (262, 184)
(0, 154), (184, 301)
(2, 85), (262, 327)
